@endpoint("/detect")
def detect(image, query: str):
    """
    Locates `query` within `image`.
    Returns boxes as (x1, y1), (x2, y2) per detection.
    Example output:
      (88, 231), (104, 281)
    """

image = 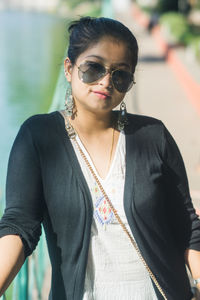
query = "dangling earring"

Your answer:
(65, 85), (74, 117)
(117, 101), (128, 130)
